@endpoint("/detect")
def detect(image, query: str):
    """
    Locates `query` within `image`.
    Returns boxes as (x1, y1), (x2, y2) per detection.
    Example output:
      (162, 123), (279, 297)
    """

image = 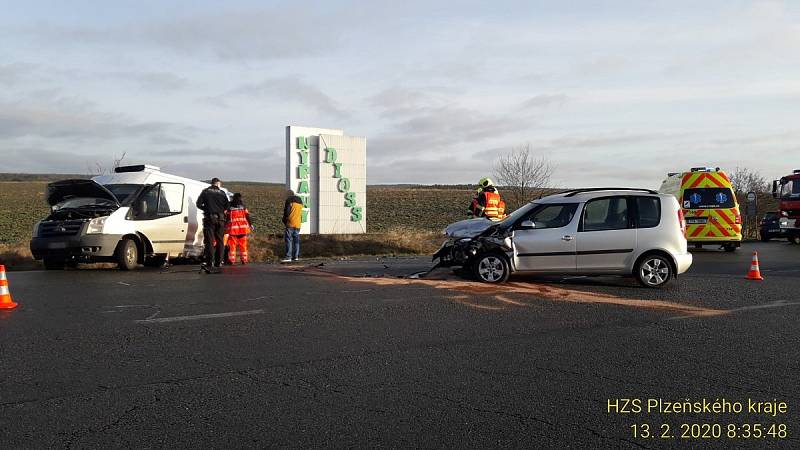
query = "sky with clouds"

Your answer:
(1, 0), (798, 188)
